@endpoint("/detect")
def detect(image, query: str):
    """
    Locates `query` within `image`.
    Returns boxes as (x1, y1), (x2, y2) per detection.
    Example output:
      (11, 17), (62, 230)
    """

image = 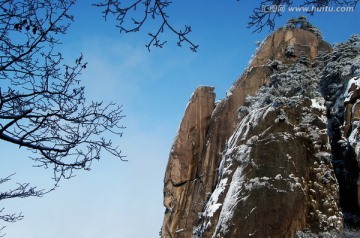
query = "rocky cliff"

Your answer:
(162, 17), (360, 237)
